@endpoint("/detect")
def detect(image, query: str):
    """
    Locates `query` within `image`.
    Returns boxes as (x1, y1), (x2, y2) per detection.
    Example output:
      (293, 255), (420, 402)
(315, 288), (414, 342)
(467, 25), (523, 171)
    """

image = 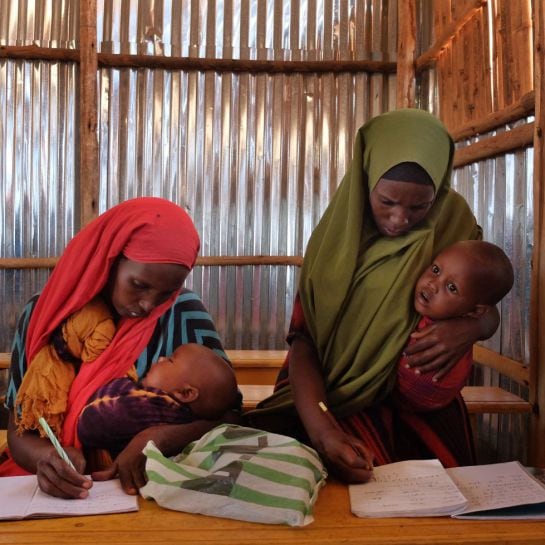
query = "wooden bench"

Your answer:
(0, 348), (533, 415)
(226, 348), (533, 415)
